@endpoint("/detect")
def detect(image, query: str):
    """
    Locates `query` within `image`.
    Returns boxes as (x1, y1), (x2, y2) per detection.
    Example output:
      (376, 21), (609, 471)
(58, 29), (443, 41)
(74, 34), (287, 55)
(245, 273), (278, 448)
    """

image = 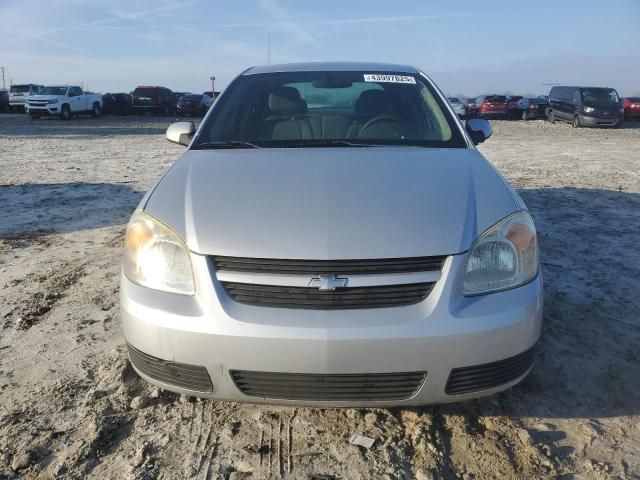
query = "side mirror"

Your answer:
(465, 118), (493, 145)
(166, 121), (195, 146)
